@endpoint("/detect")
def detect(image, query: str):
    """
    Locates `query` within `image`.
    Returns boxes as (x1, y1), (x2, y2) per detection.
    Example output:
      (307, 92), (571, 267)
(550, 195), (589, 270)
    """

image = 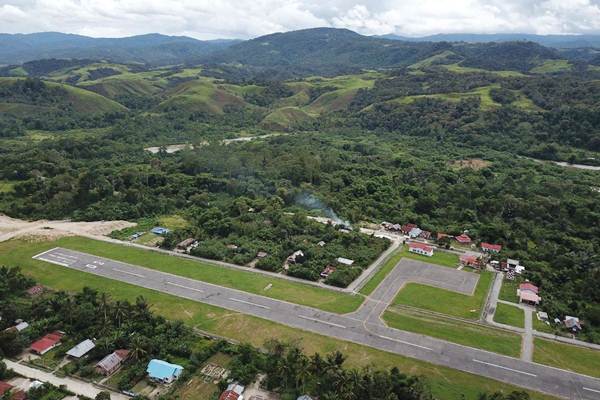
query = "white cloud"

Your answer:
(0, 0), (599, 38)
